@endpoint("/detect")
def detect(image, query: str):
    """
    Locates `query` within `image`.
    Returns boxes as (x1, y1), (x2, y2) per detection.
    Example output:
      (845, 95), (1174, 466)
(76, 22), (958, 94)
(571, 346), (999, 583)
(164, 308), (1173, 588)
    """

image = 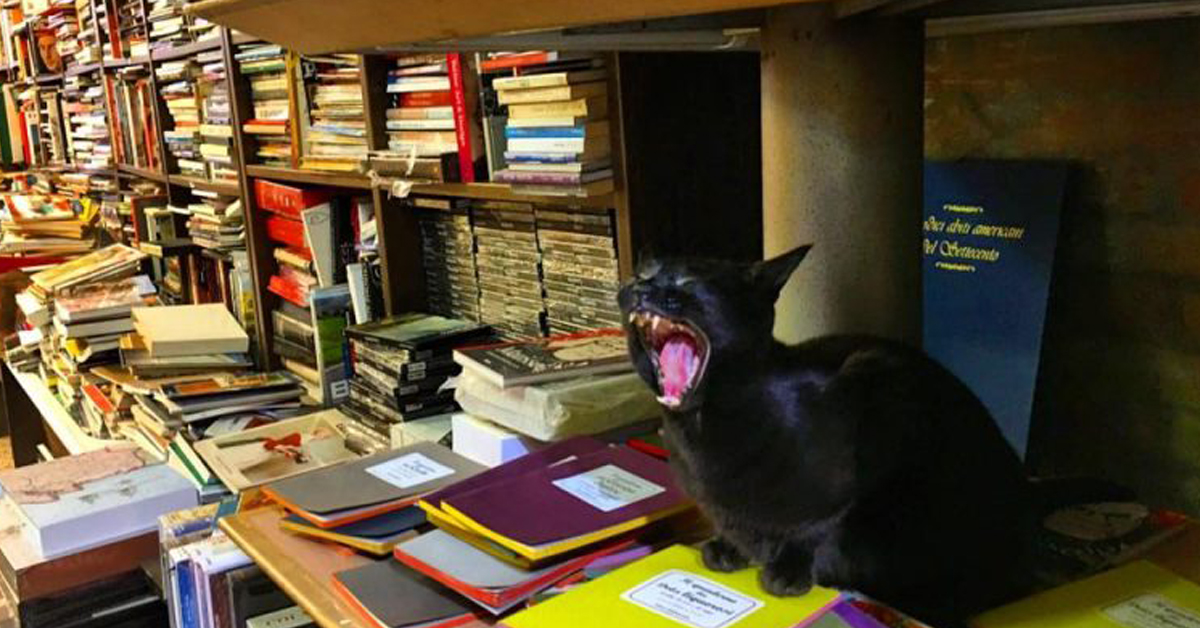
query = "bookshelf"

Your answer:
(3, 0), (763, 380)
